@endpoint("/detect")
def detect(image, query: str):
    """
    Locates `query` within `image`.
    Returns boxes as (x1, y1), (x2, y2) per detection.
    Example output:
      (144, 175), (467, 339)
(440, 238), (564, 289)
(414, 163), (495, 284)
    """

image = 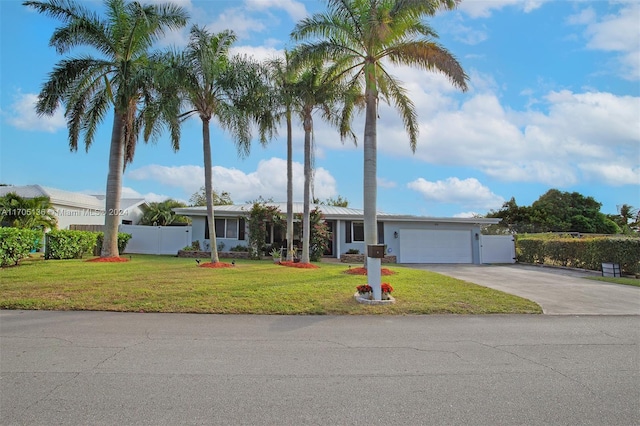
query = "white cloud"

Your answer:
(453, 211), (481, 219)
(205, 9), (266, 39)
(407, 177), (505, 210)
(345, 61), (640, 188)
(244, 0), (308, 21)
(457, 0), (547, 19)
(569, 3), (640, 81)
(377, 177), (397, 189)
(127, 157), (338, 203)
(5, 92), (65, 133)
